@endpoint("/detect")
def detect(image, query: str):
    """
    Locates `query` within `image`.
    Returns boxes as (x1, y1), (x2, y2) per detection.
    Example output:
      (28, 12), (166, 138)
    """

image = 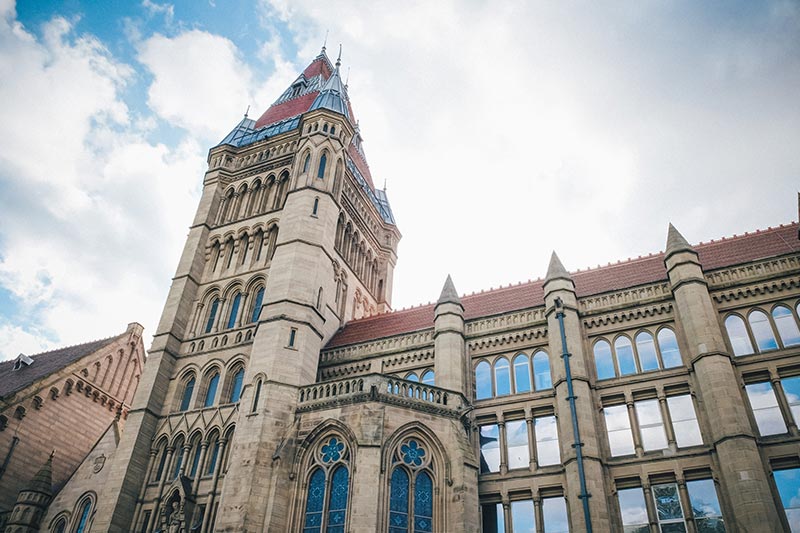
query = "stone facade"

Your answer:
(34, 48), (800, 532)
